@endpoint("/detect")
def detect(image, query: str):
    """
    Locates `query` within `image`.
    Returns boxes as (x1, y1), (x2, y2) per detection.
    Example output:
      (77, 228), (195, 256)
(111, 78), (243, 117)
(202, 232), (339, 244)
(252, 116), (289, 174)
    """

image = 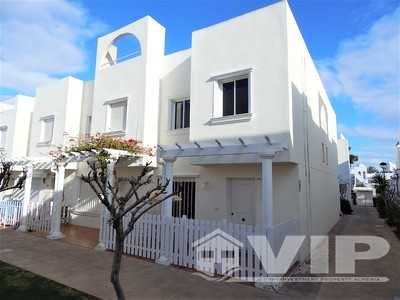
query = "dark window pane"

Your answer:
(235, 78), (248, 114)
(174, 102), (183, 129)
(184, 100), (190, 128)
(223, 82), (234, 116)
